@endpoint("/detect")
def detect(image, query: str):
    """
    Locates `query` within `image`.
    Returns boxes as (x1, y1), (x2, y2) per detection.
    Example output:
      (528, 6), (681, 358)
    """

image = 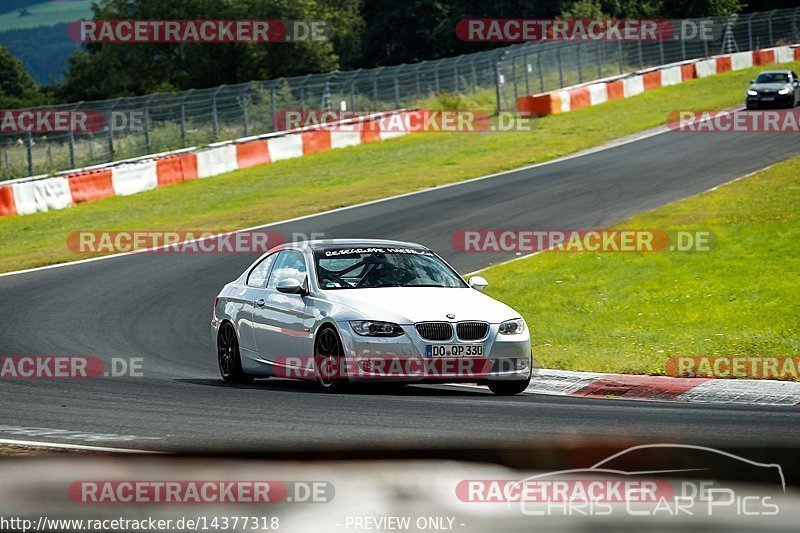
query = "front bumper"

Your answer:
(336, 321), (532, 383)
(746, 94), (793, 108)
